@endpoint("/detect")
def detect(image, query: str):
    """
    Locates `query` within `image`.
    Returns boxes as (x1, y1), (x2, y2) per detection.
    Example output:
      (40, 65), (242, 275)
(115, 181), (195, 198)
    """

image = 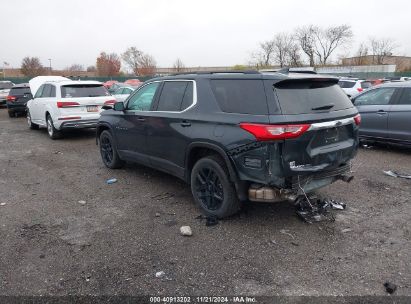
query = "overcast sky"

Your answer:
(2, 0), (411, 70)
